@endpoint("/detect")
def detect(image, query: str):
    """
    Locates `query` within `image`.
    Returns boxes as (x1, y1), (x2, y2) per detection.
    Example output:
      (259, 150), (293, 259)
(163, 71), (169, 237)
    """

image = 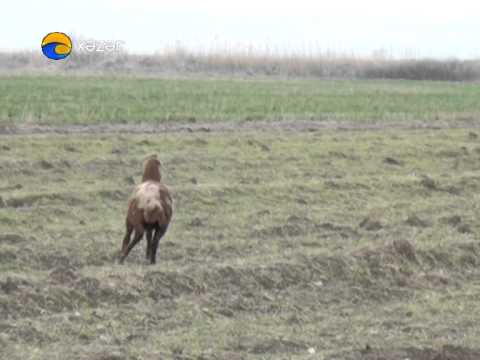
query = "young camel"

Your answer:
(119, 155), (173, 264)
